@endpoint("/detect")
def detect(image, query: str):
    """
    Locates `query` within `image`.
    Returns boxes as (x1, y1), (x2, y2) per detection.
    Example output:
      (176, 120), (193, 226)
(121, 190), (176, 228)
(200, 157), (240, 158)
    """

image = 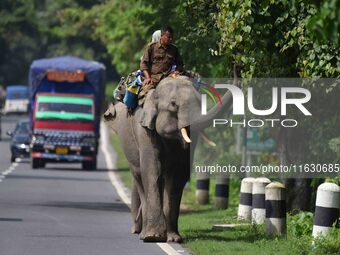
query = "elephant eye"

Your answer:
(168, 100), (178, 111)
